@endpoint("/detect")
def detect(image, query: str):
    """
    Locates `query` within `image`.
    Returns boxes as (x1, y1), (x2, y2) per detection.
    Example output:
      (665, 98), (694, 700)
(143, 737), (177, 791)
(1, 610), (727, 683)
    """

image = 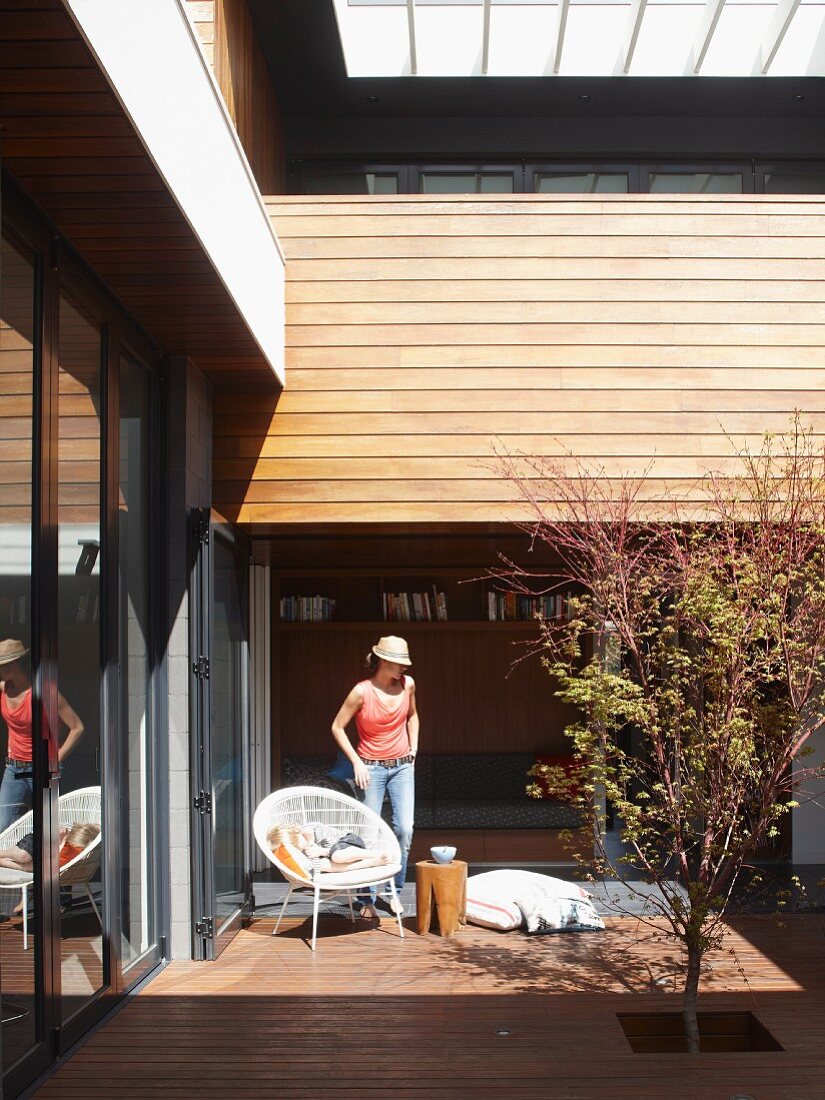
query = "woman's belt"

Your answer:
(359, 754), (414, 768)
(6, 757), (32, 768)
